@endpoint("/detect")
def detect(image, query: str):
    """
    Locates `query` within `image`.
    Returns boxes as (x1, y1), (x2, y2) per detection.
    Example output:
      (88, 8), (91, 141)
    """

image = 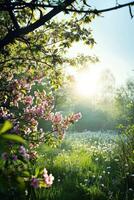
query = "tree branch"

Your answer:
(0, 2), (59, 11)
(0, 0), (75, 49)
(64, 1), (134, 14)
(0, 0), (134, 49)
